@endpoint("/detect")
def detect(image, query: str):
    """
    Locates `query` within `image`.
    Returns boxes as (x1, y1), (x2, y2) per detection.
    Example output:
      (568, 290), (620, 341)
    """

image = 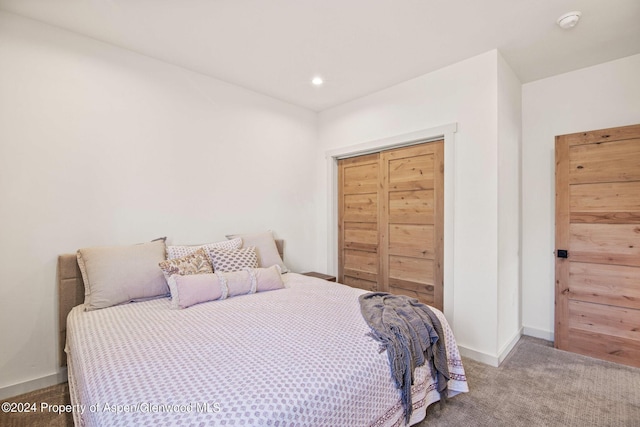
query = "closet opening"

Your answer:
(326, 123), (457, 321)
(338, 142), (444, 309)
